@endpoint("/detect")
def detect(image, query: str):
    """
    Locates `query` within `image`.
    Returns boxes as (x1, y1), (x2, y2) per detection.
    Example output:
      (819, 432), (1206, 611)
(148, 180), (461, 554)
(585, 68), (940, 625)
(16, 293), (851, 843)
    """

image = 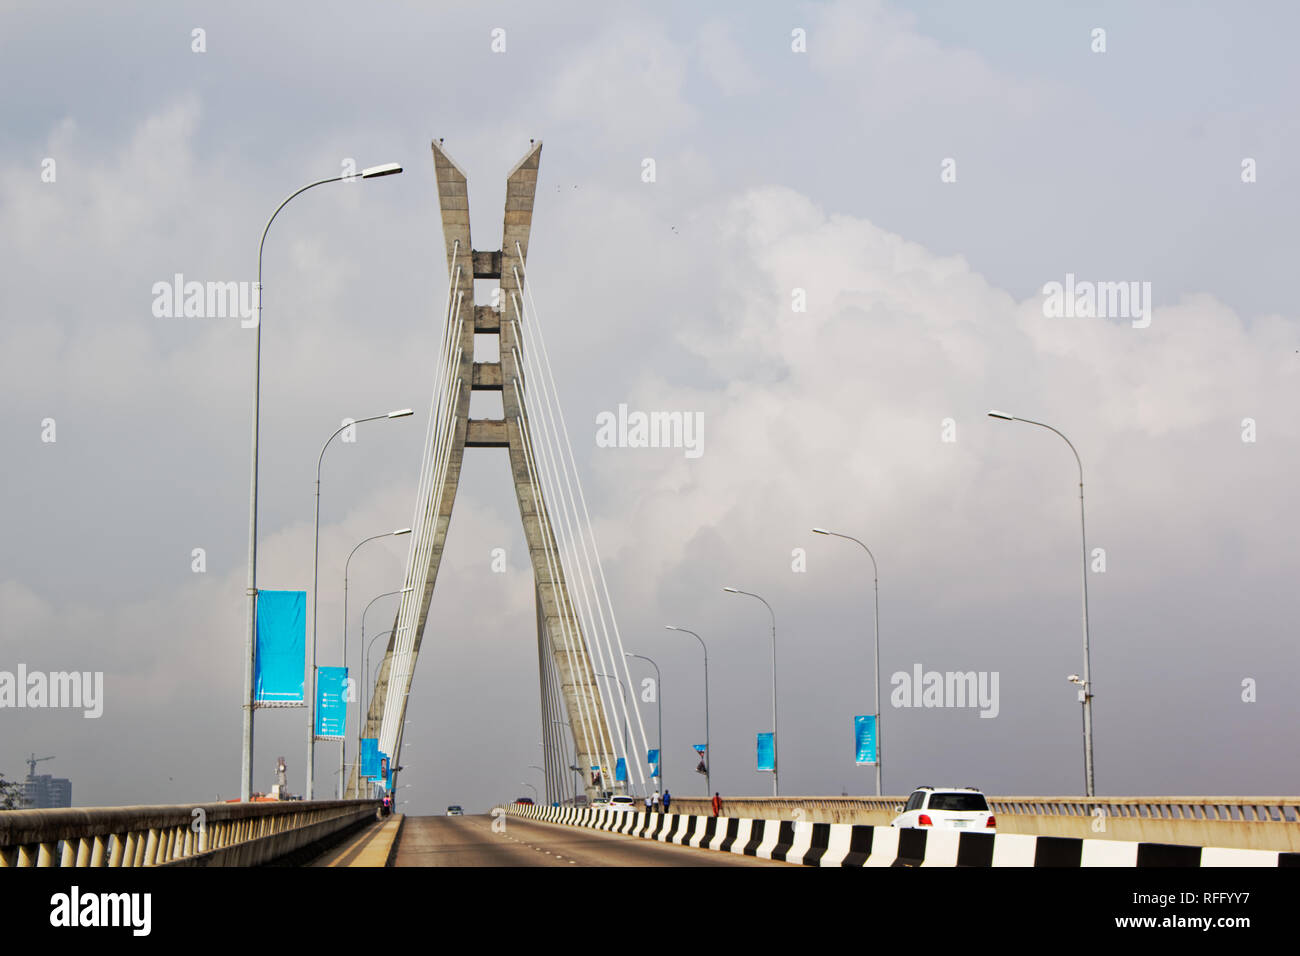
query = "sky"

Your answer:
(1, 0), (1297, 813)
